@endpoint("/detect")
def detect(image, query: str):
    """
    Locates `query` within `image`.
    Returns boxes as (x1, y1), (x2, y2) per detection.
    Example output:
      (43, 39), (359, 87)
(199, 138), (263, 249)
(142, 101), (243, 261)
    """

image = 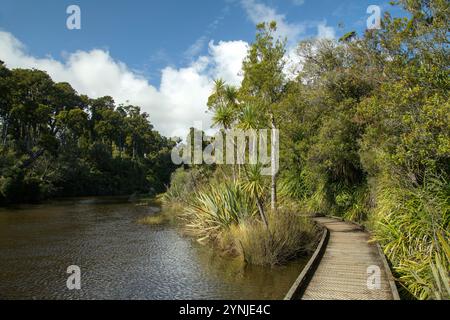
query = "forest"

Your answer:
(162, 0), (449, 300)
(0, 63), (177, 204)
